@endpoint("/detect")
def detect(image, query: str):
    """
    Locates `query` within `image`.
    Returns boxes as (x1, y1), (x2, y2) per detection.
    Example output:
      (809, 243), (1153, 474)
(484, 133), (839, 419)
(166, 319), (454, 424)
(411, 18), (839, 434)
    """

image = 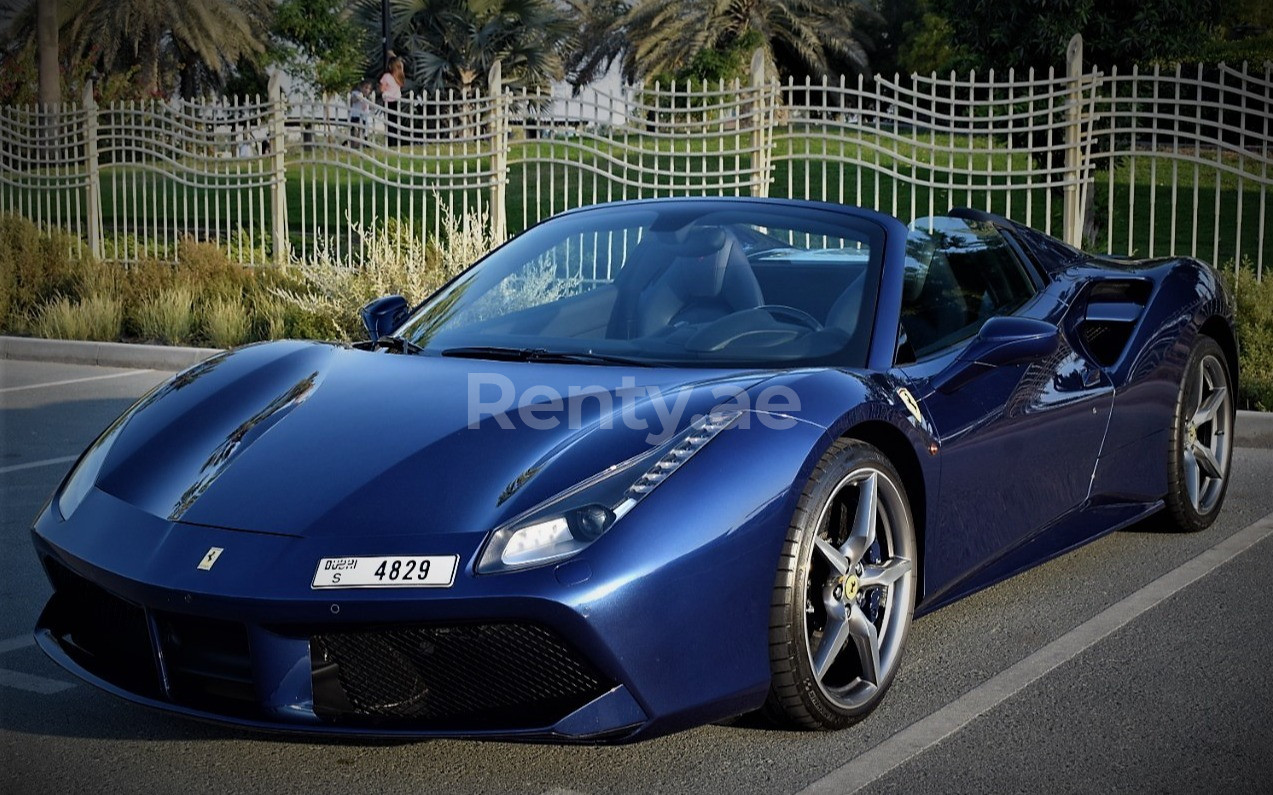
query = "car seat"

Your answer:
(607, 227), (763, 339)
